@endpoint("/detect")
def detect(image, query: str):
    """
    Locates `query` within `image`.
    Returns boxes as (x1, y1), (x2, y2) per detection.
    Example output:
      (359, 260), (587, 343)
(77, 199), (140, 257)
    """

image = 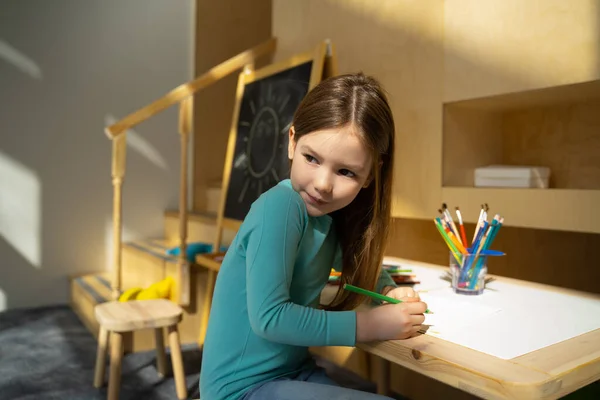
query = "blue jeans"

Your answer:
(241, 367), (395, 400)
